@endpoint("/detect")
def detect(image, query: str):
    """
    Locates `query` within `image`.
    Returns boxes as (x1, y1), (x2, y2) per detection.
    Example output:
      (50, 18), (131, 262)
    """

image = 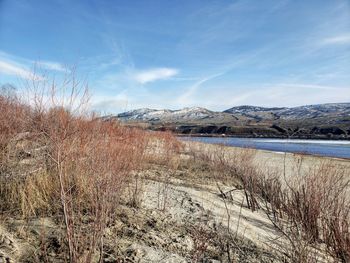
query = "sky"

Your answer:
(0, 0), (349, 113)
